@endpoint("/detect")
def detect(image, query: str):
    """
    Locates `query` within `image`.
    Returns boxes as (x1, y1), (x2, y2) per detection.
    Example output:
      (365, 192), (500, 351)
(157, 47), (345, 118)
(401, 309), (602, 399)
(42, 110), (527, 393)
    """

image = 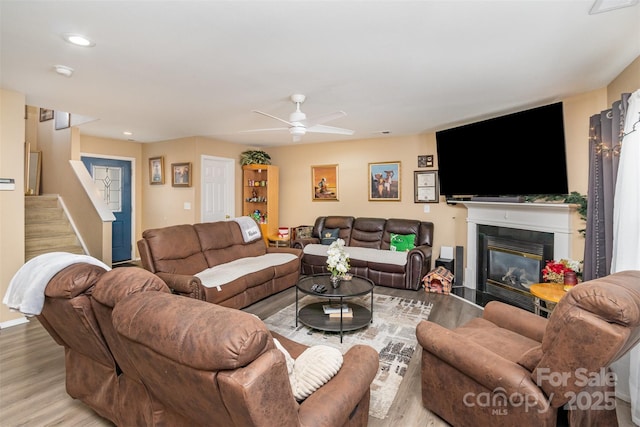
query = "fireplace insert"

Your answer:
(478, 225), (553, 312)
